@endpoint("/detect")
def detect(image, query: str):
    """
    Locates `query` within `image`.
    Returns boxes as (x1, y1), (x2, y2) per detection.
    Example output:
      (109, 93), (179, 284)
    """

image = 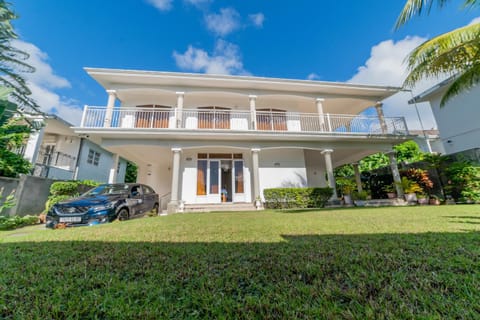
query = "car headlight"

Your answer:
(91, 202), (115, 212)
